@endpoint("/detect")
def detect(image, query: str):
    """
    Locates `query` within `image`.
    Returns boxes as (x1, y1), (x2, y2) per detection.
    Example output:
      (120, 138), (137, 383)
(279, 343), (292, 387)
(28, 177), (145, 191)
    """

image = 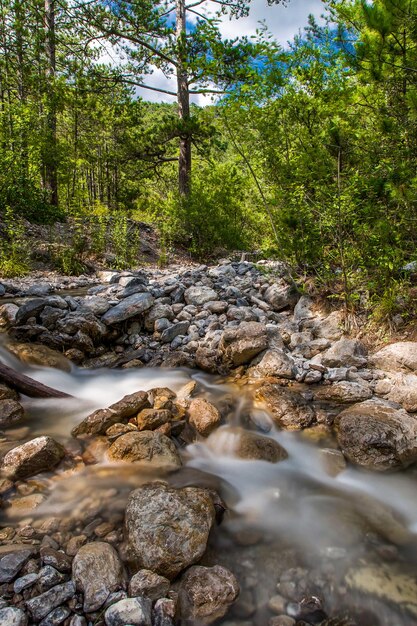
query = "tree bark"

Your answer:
(44, 0), (58, 207)
(0, 362), (72, 398)
(176, 0), (191, 197)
